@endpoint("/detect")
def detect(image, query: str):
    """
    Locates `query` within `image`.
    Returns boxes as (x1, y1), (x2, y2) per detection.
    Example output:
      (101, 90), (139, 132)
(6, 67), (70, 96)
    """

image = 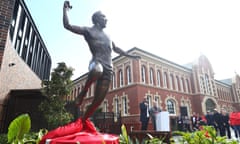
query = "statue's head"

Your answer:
(92, 11), (107, 28)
